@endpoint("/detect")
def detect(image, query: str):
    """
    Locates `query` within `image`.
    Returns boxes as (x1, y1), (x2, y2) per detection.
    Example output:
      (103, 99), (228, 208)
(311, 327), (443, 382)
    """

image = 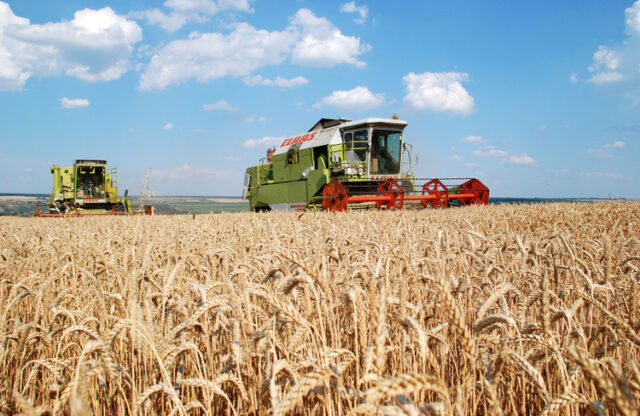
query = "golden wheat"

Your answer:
(0, 201), (638, 415)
